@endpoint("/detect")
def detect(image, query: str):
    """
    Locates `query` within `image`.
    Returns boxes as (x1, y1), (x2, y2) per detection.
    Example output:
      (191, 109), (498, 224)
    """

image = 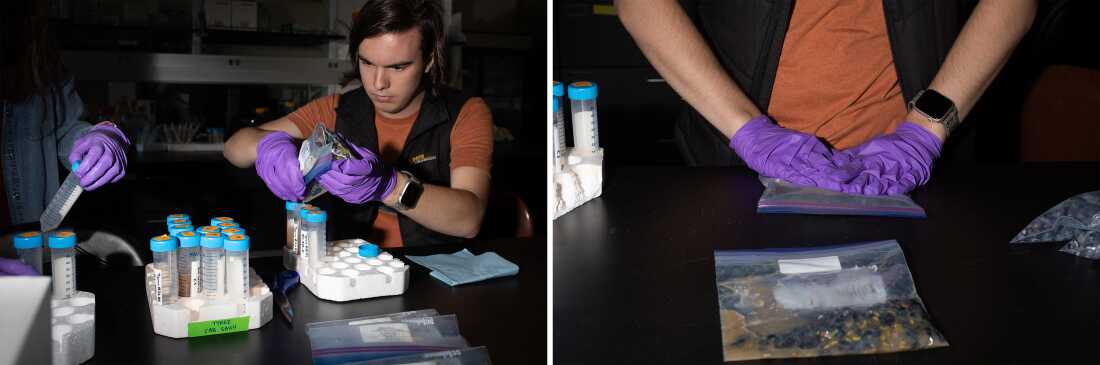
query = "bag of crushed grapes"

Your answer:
(714, 239), (947, 361)
(757, 177), (927, 218)
(298, 123), (352, 202)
